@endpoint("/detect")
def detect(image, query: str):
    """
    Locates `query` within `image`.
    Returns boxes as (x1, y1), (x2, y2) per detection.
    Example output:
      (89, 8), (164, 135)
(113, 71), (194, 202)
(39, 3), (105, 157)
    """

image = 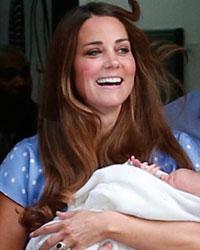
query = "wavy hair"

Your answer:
(21, 0), (192, 232)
